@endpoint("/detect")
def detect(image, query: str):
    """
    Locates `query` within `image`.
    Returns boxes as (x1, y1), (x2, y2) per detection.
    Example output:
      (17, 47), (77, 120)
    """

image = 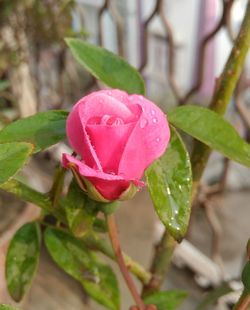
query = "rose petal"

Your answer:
(77, 92), (135, 124)
(66, 104), (102, 170)
(62, 154), (143, 200)
(118, 94), (170, 179)
(86, 122), (135, 174)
